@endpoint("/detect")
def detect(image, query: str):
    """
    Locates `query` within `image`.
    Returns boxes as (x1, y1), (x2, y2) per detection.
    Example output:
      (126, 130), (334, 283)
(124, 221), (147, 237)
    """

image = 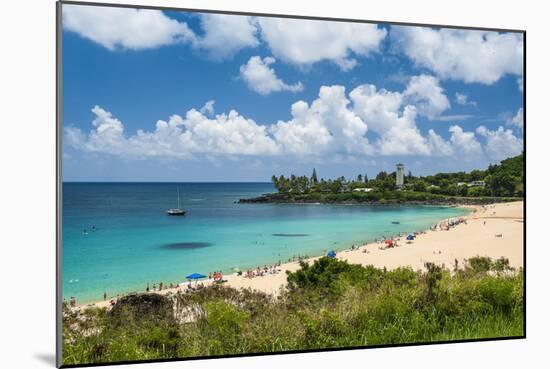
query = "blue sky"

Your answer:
(62, 4), (524, 182)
